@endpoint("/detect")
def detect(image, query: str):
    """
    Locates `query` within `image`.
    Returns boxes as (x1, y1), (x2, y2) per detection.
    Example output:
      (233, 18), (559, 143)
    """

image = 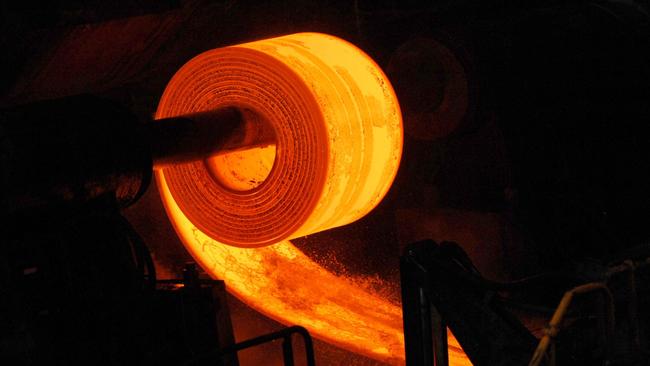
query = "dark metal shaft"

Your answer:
(148, 107), (275, 169)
